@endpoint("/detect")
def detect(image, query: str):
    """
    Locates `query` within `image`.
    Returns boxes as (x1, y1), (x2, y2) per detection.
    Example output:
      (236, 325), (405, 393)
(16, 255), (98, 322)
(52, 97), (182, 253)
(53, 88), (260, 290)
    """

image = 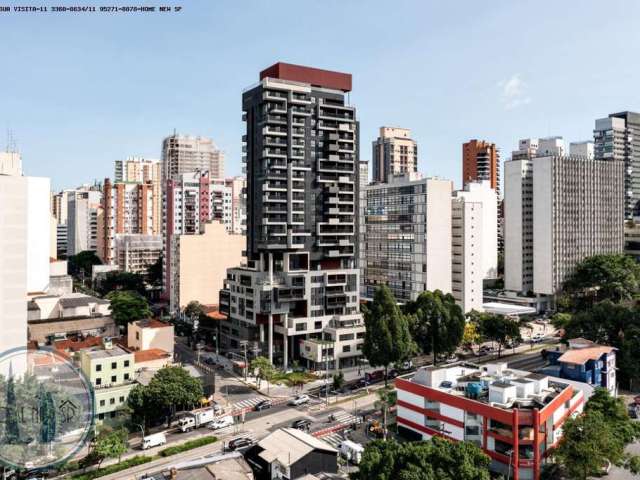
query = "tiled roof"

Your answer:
(134, 348), (170, 363)
(558, 346), (616, 365)
(53, 336), (103, 352)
